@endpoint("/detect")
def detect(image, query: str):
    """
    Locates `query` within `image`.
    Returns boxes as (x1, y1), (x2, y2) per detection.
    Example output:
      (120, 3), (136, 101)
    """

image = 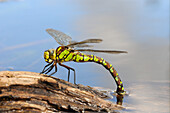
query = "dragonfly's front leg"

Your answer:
(45, 65), (54, 75)
(41, 63), (54, 75)
(49, 63), (58, 76)
(40, 62), (53, 74)
(59, 63), (76, 84)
